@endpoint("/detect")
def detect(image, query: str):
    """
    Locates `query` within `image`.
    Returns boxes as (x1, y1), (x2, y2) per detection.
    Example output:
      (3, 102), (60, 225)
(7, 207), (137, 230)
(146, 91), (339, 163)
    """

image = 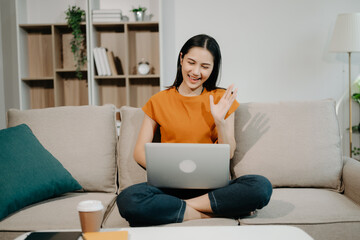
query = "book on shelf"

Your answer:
(98, 47), (108, 76)
(94, 47), (121, 76)
(114, 57), (124, 75)
(94, 47), (108, 76)
(93, 17), (122, 22)
(92, 9), (122, 14)
(93, 9), (122, 22)
(100, 47), (111, 76)
(93, 14), (122, 18)
(93, 48), (103, 76)
(106, 51), (118, 76)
